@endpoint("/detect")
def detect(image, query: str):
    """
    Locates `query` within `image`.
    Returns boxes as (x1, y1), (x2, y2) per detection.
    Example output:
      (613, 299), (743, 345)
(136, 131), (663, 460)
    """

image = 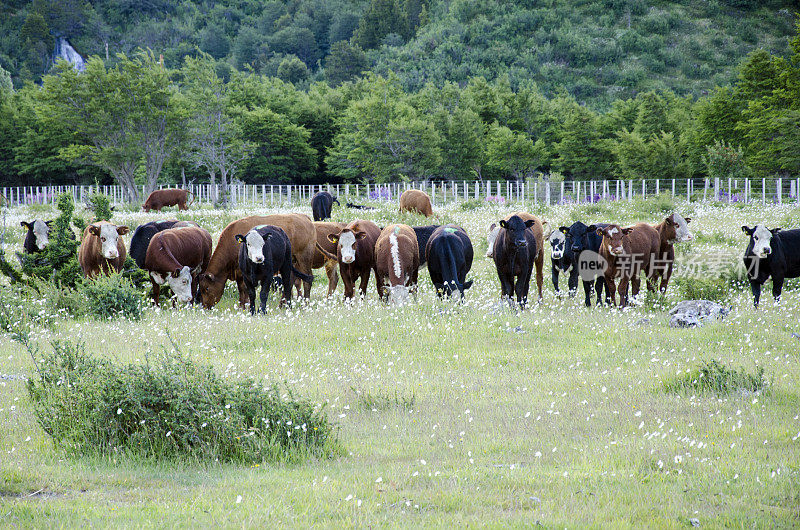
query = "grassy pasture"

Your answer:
(1, 195), (799, 528)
